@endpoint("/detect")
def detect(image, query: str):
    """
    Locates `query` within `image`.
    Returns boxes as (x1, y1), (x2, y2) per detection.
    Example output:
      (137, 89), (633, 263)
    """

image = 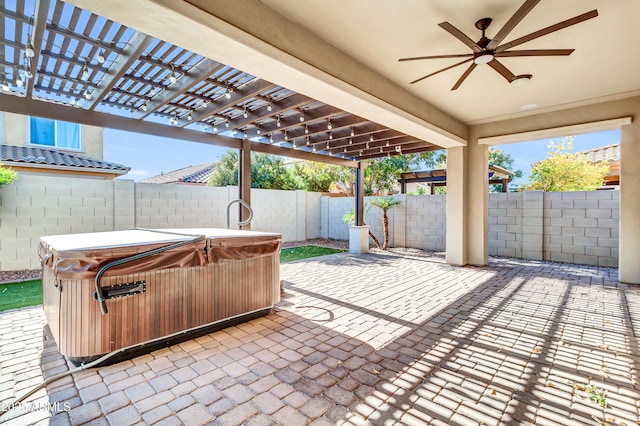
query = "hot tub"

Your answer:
(39, 228), (281, 365)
